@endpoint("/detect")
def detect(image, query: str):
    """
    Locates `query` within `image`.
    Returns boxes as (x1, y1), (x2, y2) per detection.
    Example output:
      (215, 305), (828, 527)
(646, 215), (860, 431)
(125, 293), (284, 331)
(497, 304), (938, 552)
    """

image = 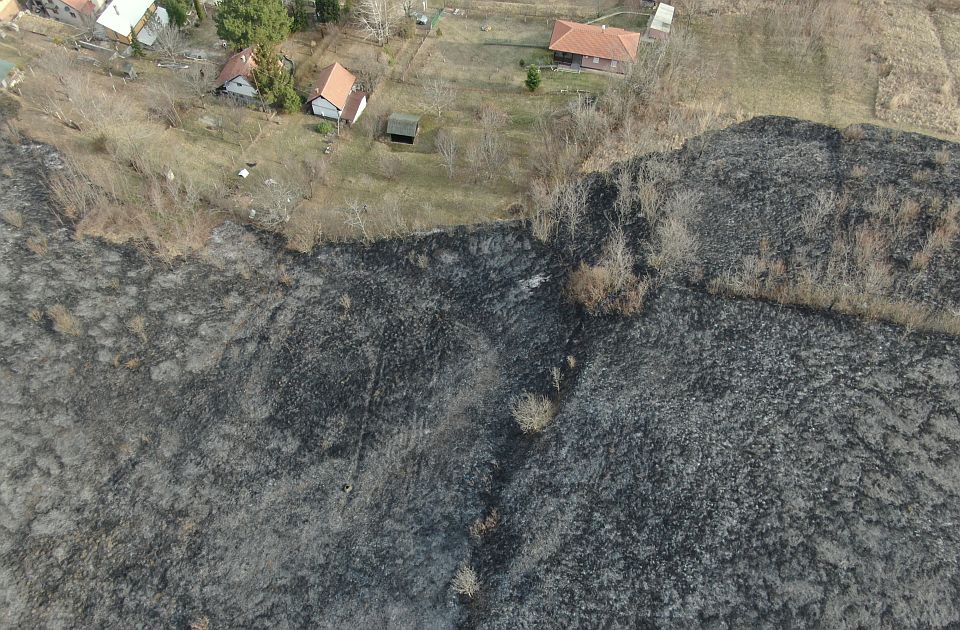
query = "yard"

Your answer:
(7, 0), (960, 254)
